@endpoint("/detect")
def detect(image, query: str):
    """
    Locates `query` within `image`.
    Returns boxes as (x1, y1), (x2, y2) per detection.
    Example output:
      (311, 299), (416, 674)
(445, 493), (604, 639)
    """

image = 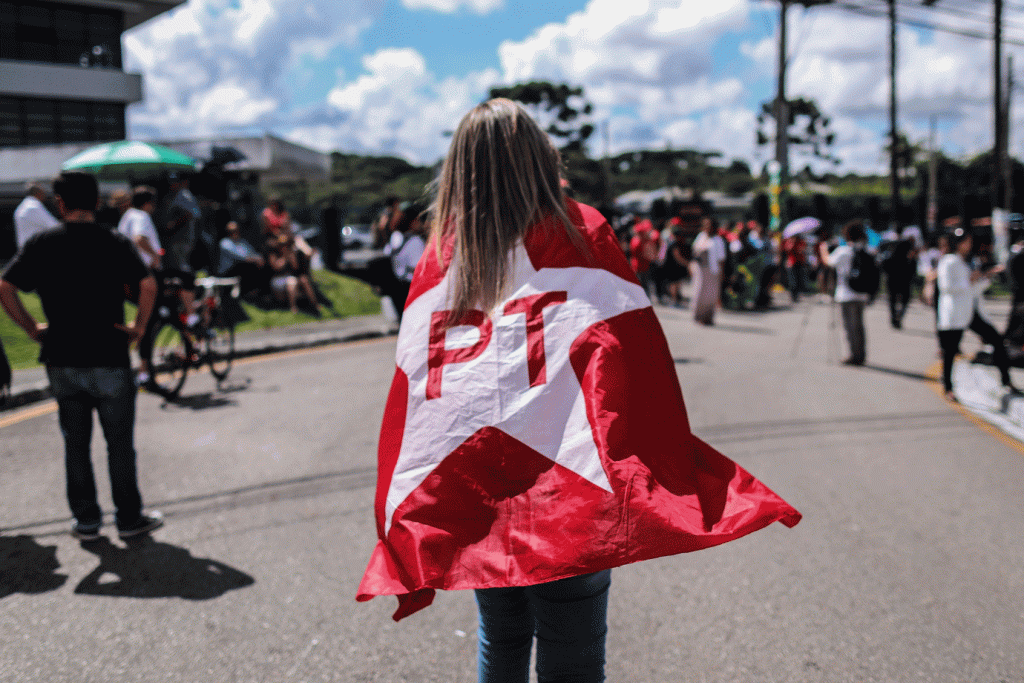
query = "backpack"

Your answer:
(848, 247), (880, 296)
